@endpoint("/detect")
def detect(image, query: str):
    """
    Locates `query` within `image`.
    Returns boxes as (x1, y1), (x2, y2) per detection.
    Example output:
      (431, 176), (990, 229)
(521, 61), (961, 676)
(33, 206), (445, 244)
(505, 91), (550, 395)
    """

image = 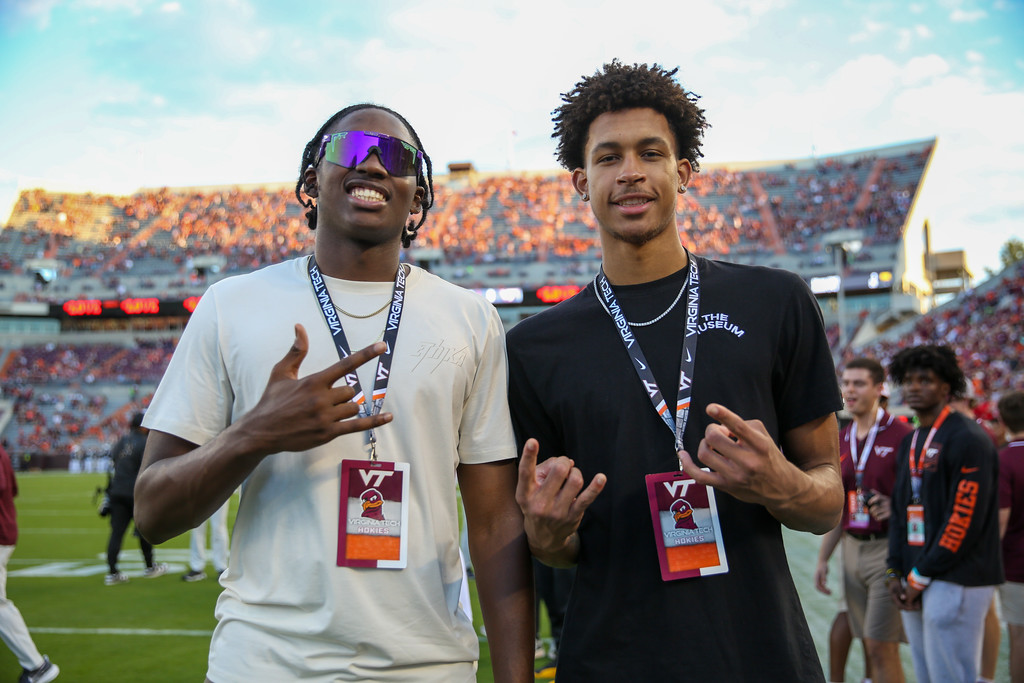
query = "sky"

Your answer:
(1, 0), (1021, 278)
